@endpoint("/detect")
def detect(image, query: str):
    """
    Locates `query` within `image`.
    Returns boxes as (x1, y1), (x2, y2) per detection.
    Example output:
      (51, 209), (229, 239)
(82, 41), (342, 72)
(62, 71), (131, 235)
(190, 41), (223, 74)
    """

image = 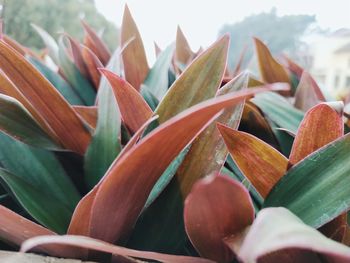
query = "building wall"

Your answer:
(308, 33), (350, 97)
